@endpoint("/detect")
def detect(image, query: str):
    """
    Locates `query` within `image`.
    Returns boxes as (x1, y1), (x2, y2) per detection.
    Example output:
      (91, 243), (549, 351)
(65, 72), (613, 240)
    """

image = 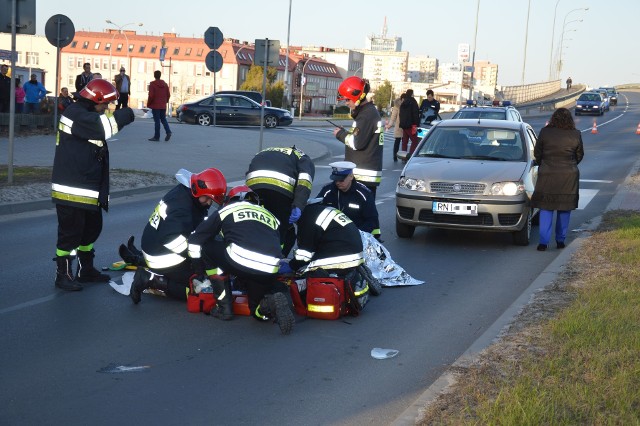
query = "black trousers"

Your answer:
(253, 189), (295, 255)
(56, 204), (103, 252)
(116, 93), (129, 109)
(201, 238), (280, 318)
(152, 260), (193, 301)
